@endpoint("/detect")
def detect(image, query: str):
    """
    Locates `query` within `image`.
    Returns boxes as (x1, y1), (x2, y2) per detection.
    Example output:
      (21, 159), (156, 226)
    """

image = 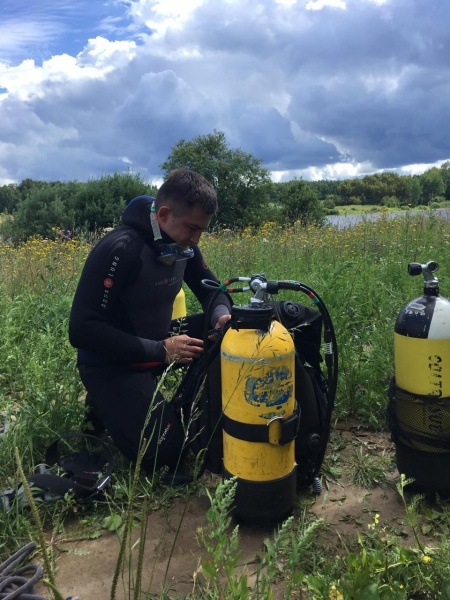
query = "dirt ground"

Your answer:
(36, 422), (410, 599)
